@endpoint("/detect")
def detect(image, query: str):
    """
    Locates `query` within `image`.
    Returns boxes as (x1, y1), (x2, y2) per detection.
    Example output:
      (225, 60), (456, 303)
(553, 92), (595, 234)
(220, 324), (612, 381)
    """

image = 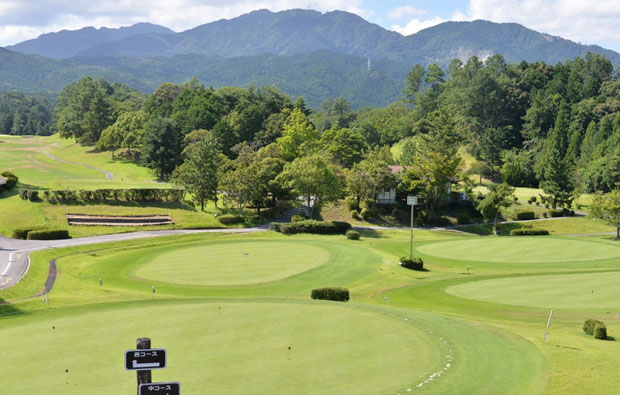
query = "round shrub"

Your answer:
(528, 196), (537, 204)
(311, 287), (349, 302)
(399, 256), (424, 271)
(594, 322), (607, 340)
(346, 230), (360, 240)
(583, 319), (597, 335)
(217, 214), (245, 225)
(351, 209), (361, 220)
(456, 212), (471, 225)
